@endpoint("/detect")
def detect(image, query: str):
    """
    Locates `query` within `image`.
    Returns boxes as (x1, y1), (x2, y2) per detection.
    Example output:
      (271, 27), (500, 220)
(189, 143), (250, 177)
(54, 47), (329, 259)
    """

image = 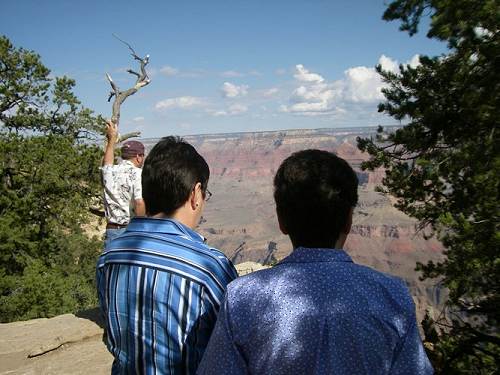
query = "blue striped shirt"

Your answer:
(96, 217), (238, 375)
